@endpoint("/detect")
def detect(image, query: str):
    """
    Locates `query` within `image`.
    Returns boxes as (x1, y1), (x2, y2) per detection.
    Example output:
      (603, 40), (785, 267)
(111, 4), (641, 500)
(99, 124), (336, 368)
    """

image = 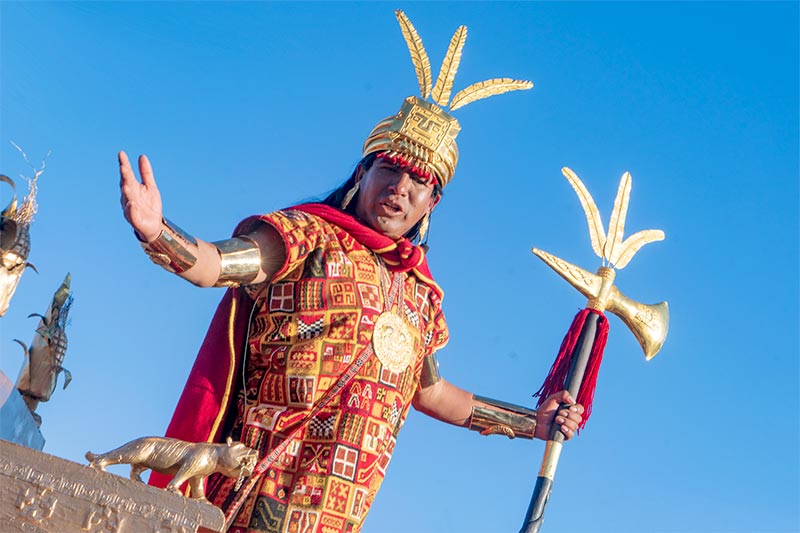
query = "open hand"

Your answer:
(119, 151), (163, 242)
(534, 390), (584, 441)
